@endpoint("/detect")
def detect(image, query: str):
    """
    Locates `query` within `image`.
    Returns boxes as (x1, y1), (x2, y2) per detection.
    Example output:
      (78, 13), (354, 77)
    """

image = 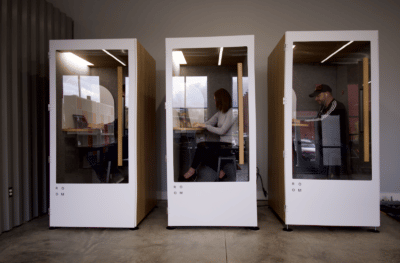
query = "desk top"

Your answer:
(62, 128), (113, 135)
(292, 119), (309, 127)
(173, 127), (205, 131)
(62, 128), (99, 132)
